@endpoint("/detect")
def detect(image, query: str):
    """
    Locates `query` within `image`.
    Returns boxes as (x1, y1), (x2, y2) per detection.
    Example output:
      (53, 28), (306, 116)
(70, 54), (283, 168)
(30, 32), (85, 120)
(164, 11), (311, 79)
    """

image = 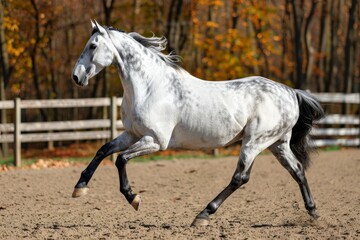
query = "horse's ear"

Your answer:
(92, 19), (107, 35)
(91, 19), (96, 29)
